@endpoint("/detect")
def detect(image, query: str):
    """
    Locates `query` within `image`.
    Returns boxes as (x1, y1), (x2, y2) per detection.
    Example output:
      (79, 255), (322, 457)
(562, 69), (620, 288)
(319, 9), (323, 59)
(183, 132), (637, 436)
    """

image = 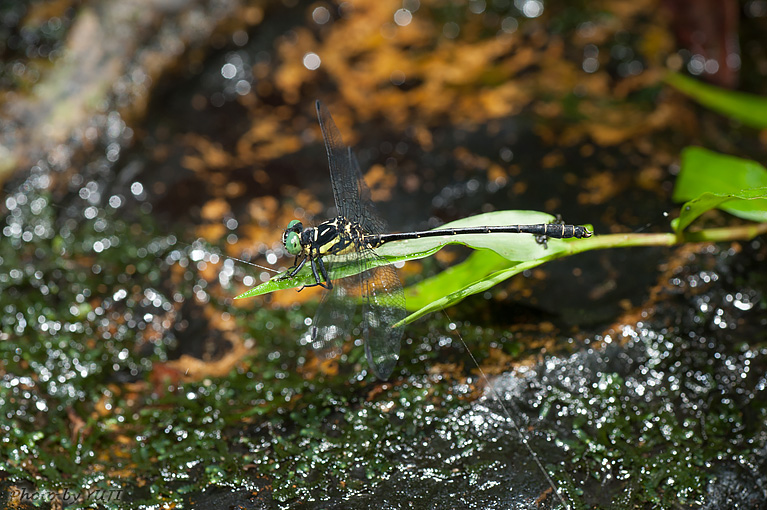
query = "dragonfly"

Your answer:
(282, 100), (592, 379)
